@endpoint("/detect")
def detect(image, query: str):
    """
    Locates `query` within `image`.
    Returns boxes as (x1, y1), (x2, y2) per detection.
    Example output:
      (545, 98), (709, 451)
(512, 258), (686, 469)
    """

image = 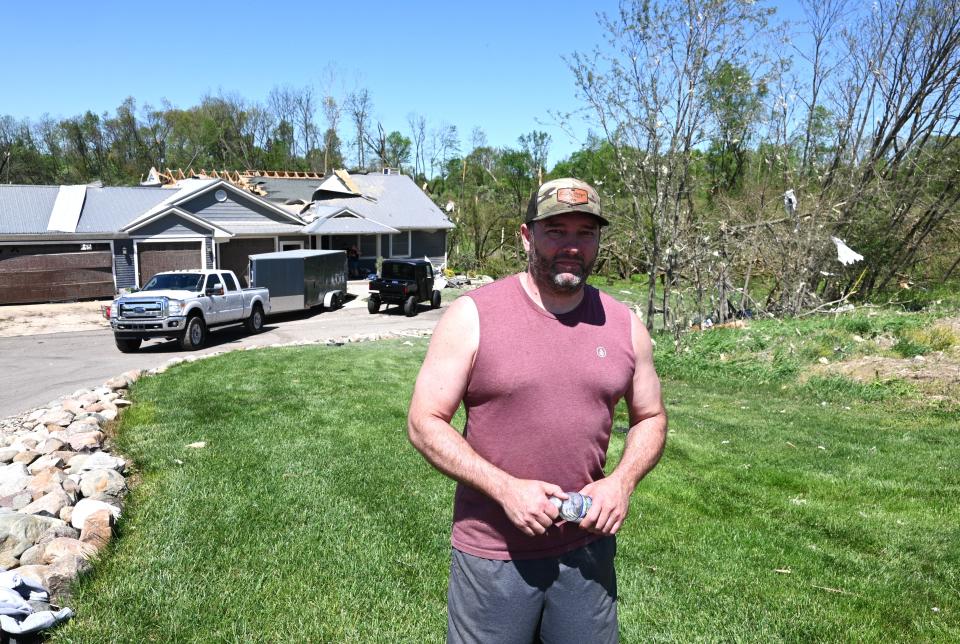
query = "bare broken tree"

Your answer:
(322, 96), (341, 175)
(568, 0), (774, 331)
(345, 89), (373, 169)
